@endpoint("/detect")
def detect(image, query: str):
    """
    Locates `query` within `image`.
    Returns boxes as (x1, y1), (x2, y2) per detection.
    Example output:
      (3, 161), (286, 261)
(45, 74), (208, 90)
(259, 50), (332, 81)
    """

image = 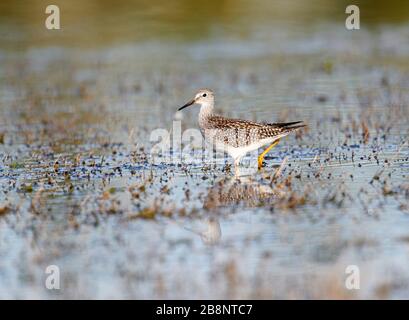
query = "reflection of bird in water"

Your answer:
(204, 176), (281, 209)
(182, 217), (222, 245)
(200, 218), (222, 245)
(174, 176), (280, 245)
